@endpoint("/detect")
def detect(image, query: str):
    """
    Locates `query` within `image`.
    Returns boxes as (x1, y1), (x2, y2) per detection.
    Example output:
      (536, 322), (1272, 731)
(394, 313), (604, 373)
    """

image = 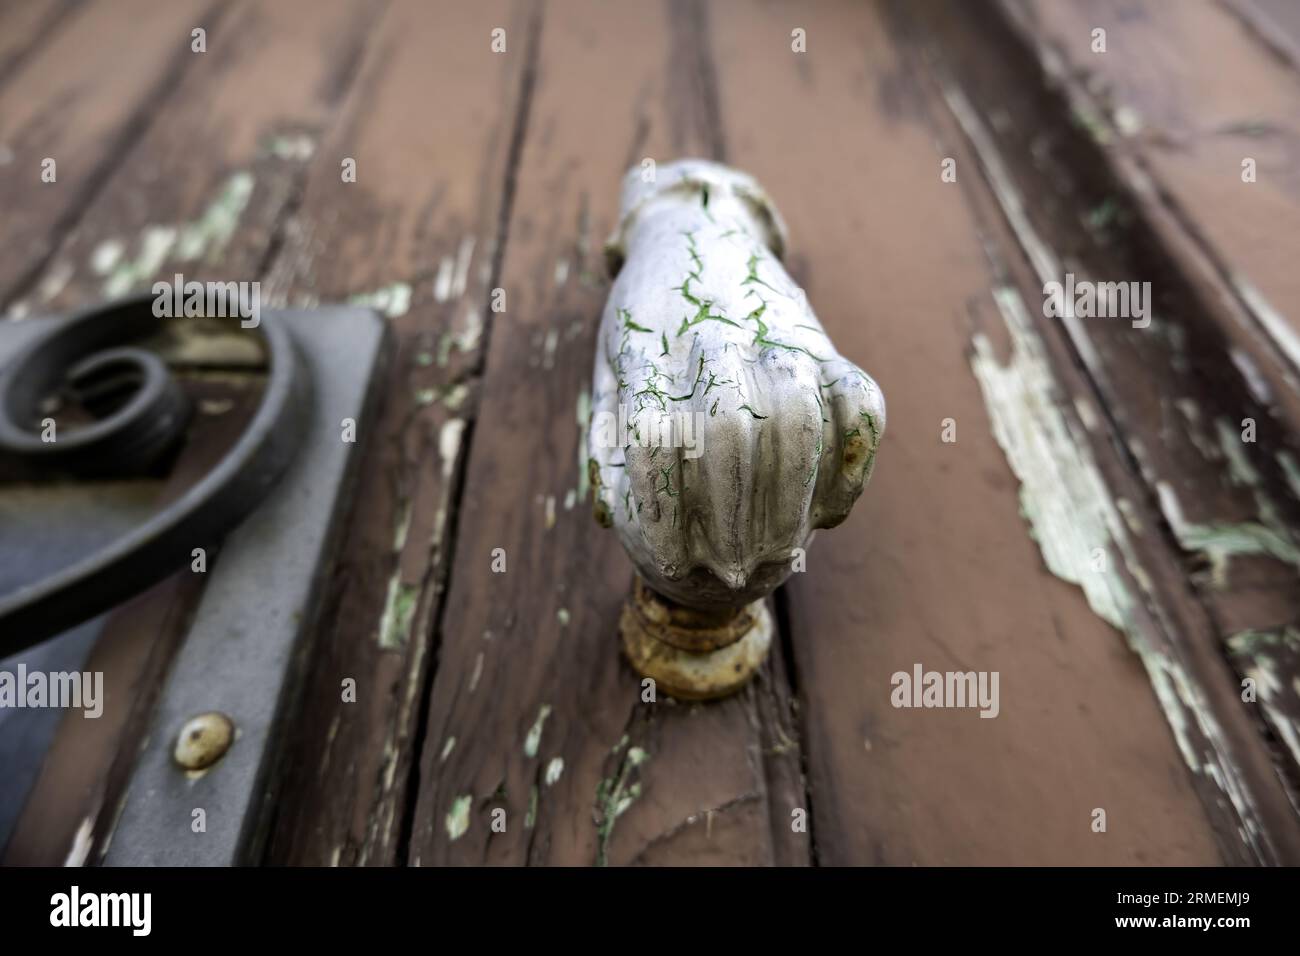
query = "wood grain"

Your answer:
(263, 0), (536, 866)
(404, 0), (809, 867)
(0, 0), (217, 307)
(711, 0), (1224, 865)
